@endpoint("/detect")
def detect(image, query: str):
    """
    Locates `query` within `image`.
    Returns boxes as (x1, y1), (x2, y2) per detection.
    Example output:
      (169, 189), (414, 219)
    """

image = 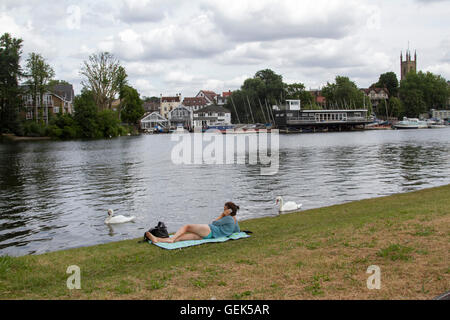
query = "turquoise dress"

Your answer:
(208, 216), (240, 239)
